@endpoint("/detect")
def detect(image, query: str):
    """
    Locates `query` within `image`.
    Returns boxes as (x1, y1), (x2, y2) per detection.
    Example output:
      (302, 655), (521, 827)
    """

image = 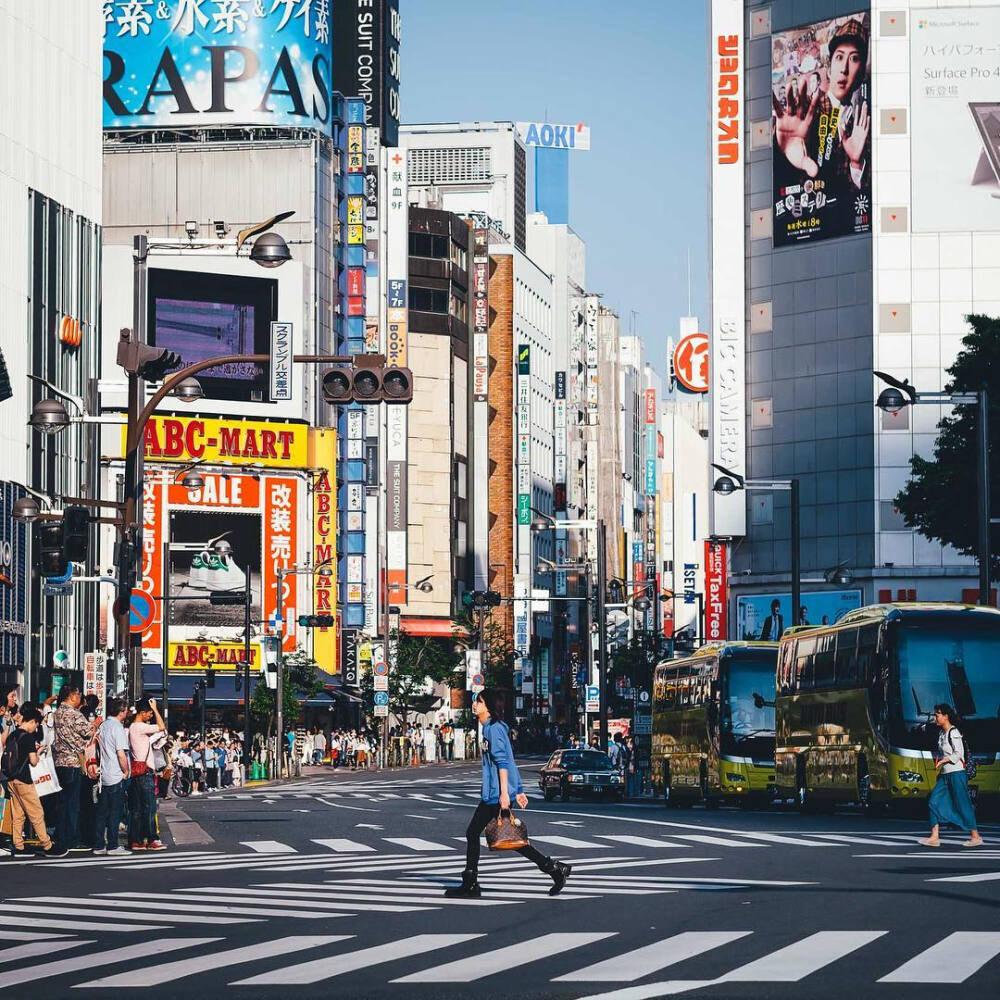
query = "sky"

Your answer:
(400, 0), (709, 374)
